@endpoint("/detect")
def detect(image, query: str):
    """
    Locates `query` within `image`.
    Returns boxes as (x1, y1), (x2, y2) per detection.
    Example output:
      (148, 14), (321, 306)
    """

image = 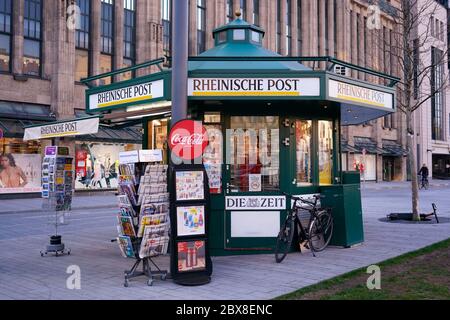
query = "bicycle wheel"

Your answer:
(275, 214), (295, 263)
(308, 210), (333, 252)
